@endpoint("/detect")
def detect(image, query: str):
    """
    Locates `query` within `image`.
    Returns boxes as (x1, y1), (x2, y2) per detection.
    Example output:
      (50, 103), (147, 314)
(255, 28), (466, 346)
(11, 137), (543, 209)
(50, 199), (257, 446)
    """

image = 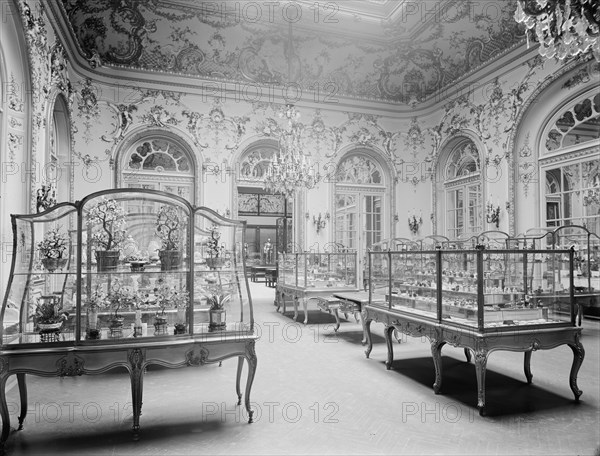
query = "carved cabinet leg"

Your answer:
(430, 340), (445, 394)
(302, 298), (308, 325)
(236, 356), (244, 405)
(275, 289), (281, 312)
(292, 296), (298, 321)
(244, 342), (258, 424)
(464, 348), (471, 363)
(16, 373), (27, 430)
(128, 349), (145, 439)
(524, 351), (533, 384)
(333, 308), (340, 332)
(364, 316), (373, 357)
(474, 350), (489, 416)
(568, 335), (585, 401)
(0, 374), (11, 452)
(384, 326), (395, 370)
